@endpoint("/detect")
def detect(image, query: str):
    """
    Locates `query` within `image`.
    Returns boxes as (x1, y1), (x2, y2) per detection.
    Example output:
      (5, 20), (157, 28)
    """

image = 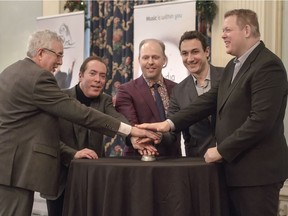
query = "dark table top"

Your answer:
(63, 157), (229, 216)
